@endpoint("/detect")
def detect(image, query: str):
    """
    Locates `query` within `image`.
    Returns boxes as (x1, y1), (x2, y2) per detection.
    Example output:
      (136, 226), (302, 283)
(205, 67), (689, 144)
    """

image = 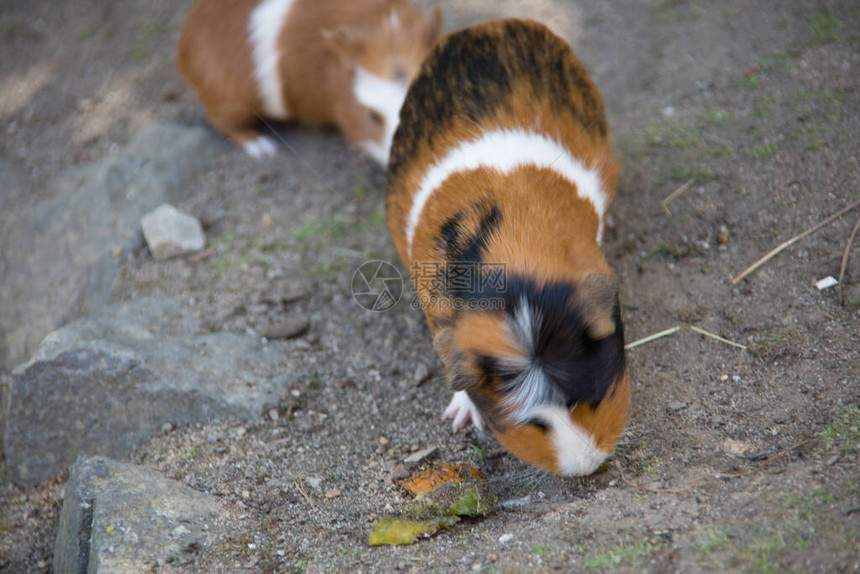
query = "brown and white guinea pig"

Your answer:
(177, 0), (441, 163)
(386, 19), (630, 476)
